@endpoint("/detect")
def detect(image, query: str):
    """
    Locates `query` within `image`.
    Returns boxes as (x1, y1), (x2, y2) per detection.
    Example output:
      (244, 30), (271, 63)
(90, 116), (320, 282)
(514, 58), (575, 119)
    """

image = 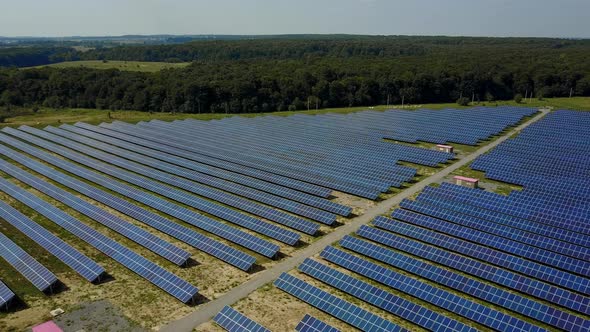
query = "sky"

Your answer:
(0, 0), (589, 38)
